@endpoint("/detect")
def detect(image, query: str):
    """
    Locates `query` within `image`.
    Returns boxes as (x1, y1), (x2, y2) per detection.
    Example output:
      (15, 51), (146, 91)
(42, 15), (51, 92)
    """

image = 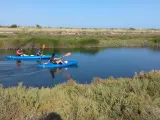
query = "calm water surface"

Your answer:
(0, 47), (160, 88)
